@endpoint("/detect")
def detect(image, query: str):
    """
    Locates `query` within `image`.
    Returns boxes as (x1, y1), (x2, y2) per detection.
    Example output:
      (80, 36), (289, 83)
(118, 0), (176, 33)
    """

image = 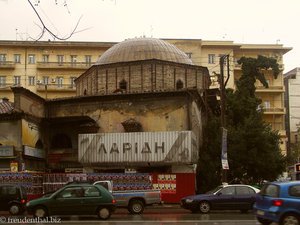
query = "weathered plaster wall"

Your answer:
(21, 120), (42, 148)
(48, 96), (190, 133)
(0, 120), (22, 150)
